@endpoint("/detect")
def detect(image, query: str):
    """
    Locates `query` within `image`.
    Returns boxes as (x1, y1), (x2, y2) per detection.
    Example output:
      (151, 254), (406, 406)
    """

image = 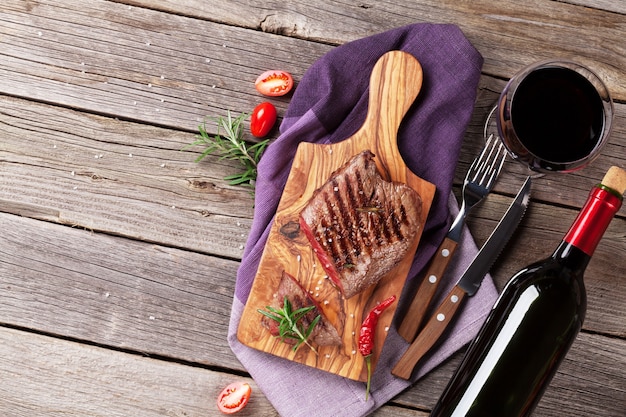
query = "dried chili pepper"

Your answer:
(358, 294), (396, 401)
